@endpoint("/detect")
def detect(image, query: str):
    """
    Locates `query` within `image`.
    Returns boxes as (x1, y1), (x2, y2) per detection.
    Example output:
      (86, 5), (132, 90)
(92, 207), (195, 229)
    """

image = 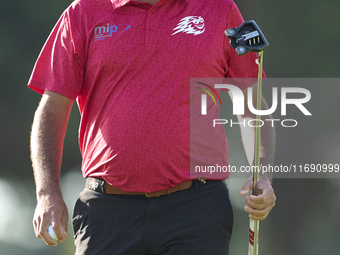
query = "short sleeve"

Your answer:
(28, 10), (84, 100)
(224, 2), (264, 84)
